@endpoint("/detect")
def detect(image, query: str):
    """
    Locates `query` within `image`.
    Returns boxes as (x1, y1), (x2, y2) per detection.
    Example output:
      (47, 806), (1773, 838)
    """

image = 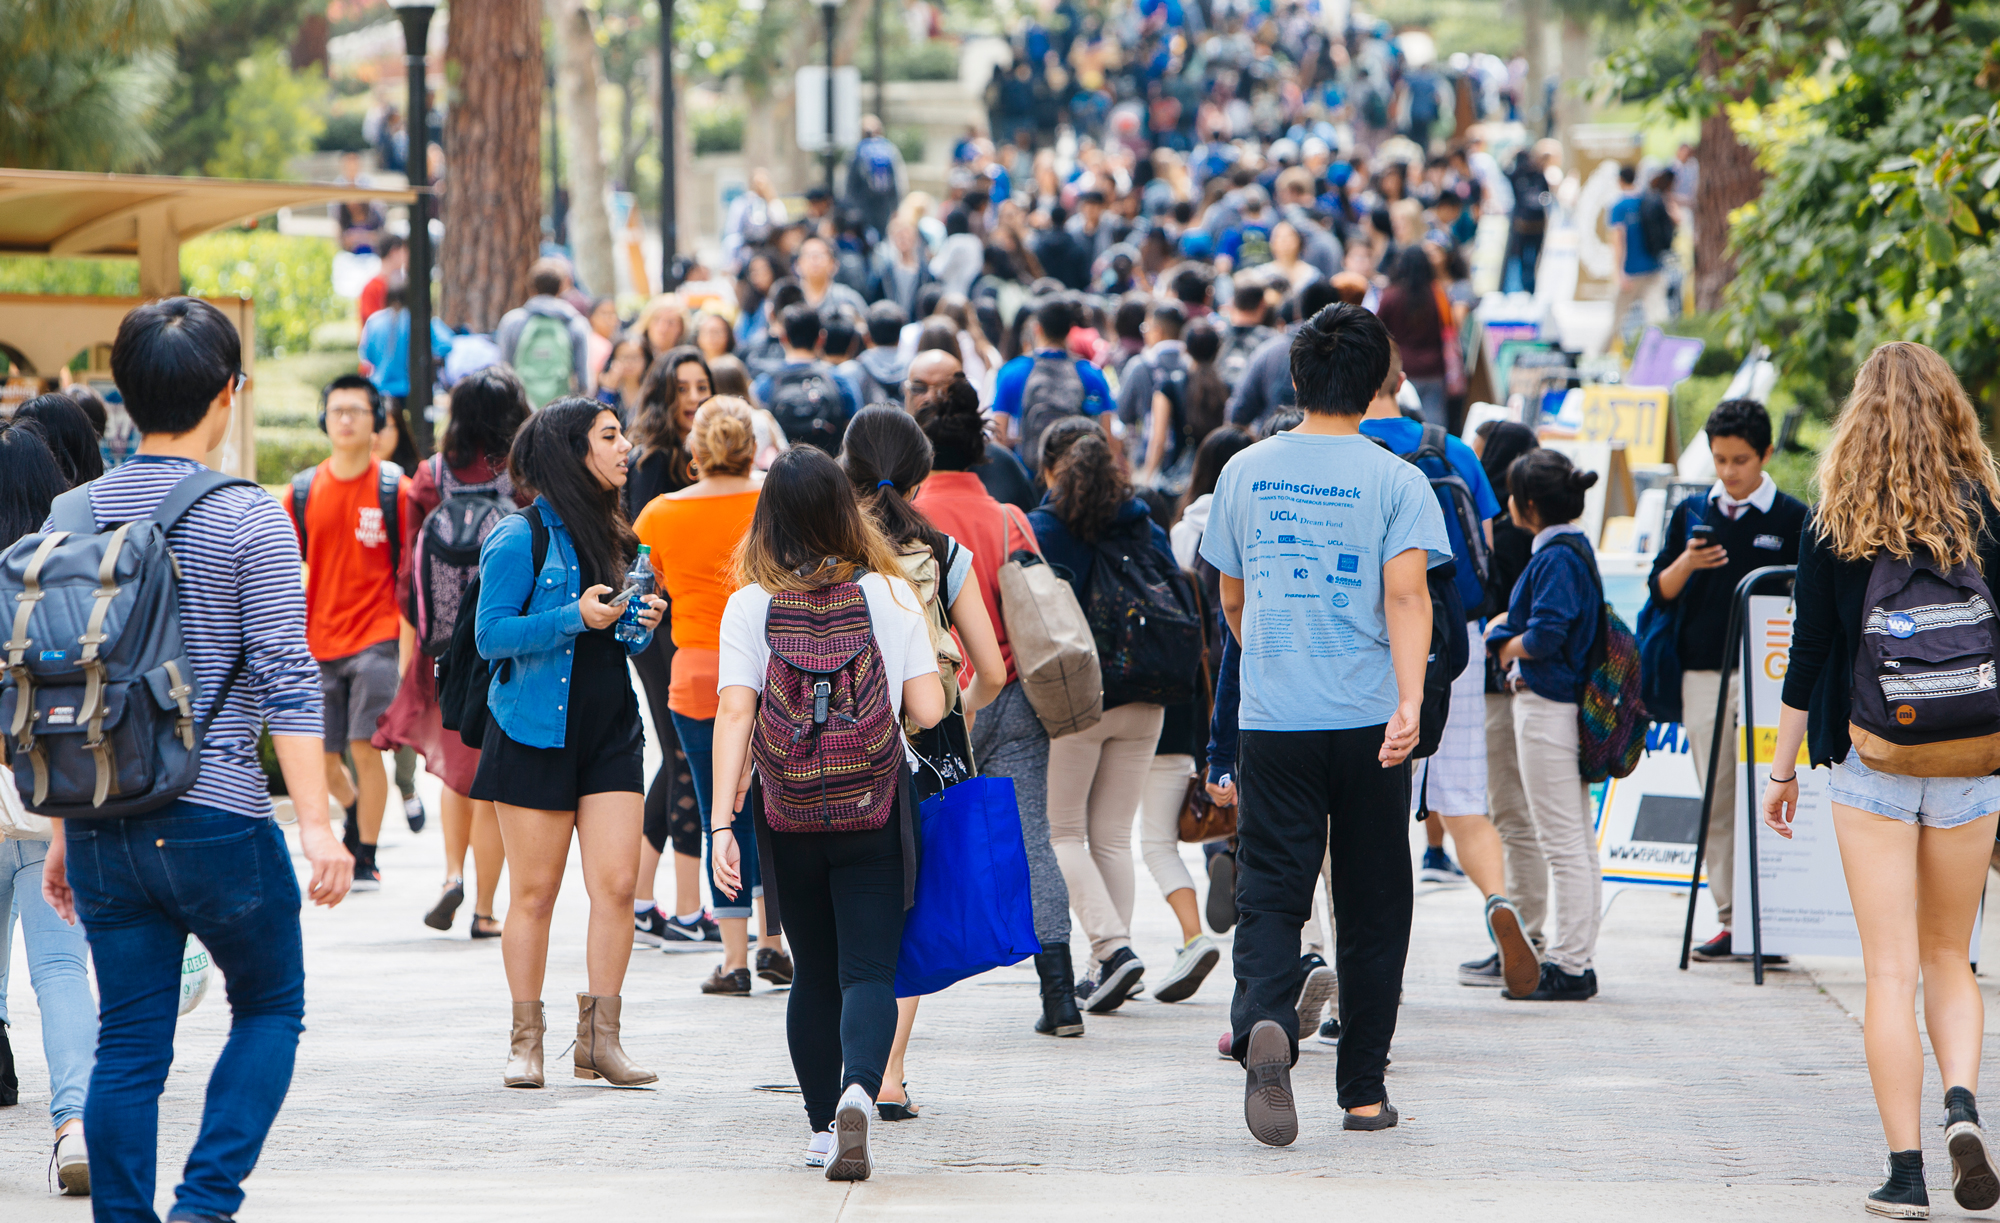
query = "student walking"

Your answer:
(1030, 415), (1182, 1014)
(631, 397), (791, 994)
(1647, 399), (1806, 962)
(709, 446), (945, 1179)
(471, 398), (665, 1089)
(1484, 448), (1606, 1003)
(1200, 302), (1449, 1146)
(375, 366), (532, 939)
(0, 418), (95, 1196)
(841, 404), (1008, 1118)
(35, 297), (353, 1219)
(623, 347), (716, 949)
(1762, 342), (2000, 1219)
(282, 374), (412, 892)
(908, 372), (1082, 1037)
